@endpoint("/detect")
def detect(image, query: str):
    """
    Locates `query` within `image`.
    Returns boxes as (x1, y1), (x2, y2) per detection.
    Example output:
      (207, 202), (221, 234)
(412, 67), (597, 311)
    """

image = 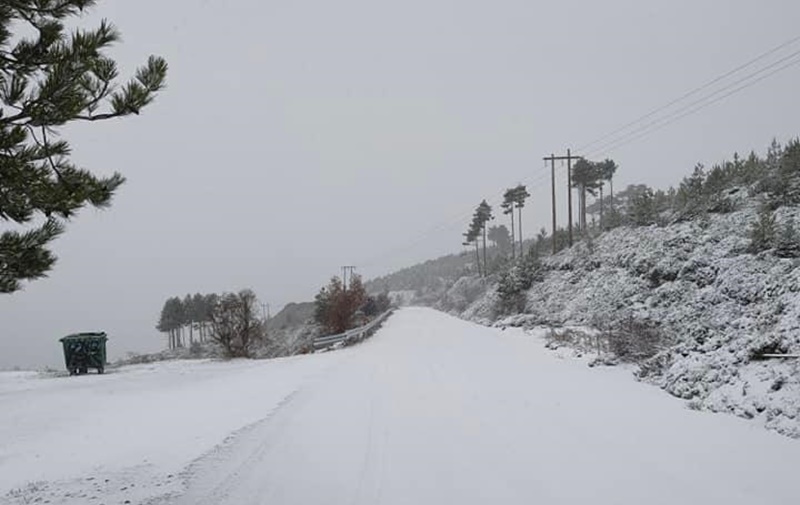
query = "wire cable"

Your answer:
(586, 51), (800, 158)
(577, 33), (800, 153)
